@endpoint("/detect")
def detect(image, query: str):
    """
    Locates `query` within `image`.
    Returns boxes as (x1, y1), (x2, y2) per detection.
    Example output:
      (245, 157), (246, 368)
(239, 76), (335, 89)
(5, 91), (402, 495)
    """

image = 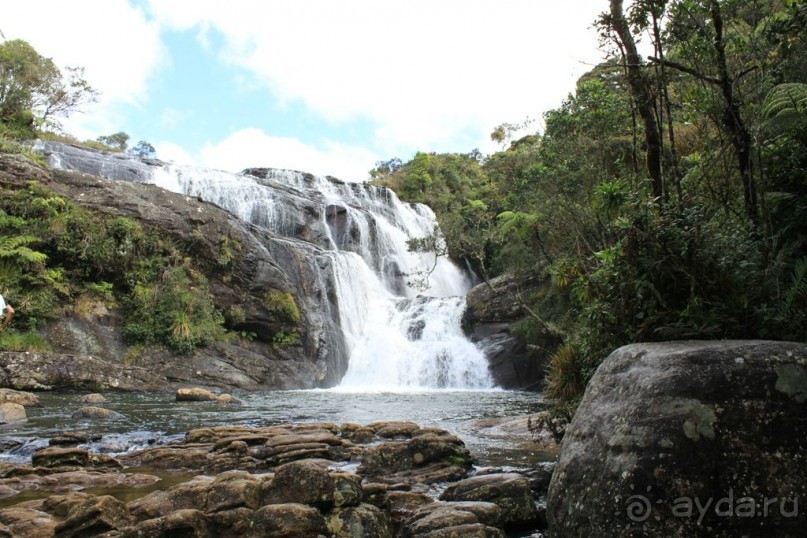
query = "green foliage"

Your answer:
(96, 132), (129, 152)
(272, 329), (300, 348)
(217, 236), (242, 271)
(544, 343), (585, 404)
(0, 331), (50, 352)
(123, 265), (224, 354)
(0, 178), (227, 353)
(0, 39), (97, 133)
(762, 83), (807, 127)
(263, 291), (301, 324)
(131, 140), (156, 159)
(371, 0), (805, 411)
